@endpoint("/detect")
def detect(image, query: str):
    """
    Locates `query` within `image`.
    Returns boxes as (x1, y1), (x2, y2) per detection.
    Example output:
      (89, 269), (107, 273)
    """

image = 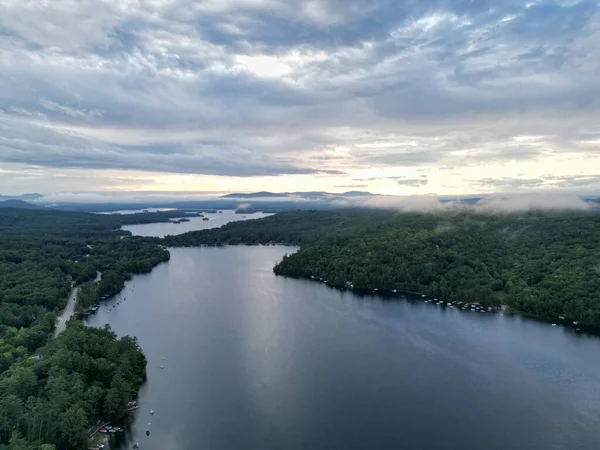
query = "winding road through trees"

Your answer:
(54, 271), (102, 338)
